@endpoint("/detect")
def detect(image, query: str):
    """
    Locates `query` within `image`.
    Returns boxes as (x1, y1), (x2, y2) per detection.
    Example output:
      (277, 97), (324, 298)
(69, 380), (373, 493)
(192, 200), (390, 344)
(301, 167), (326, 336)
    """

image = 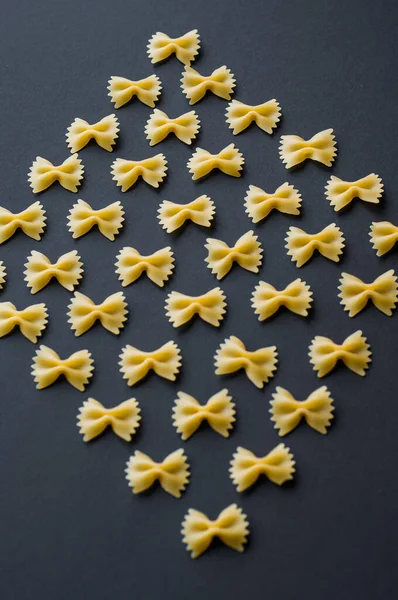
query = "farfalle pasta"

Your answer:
(270, 386), (334, 436)
(181, 65), (235, 104)
(28, 154), (84, 193)
(309, 330), (371, 377)
(158, 195), (215, 233)
(66, 114), (119, 153)
(108, 74), (162, 108)
(77, 397), (141, 442)
(0, 262), (6, 289)
(226, 99), (281, 135)
(119, 340), (181, 386)
(285, 223), (345, 267)
(279, 128), (337, 169)
(32, 345), (94, 391)
(0, 201), (46, 244)
(172, 389), (235, 440)
(205, 230), (262, 280)
(165, 287), (226, 327)
(214, 335), (278, 389)
(111, 154), (167, 191)
(125, 448), (190, 498)
(251, 278), (313, 321)
(0, 301), (47, 343)
(147, 29), (200, 65)
(369, 221), (398, 256)
(244, 182), (302, 223)
(187, 144), (244, 180)
(325, 173), (383, 211)
(24, 250), (83, 294)
(115, 245), (174, 287)
(338, 270), (398, 317)
(67, 200), (124, 240)
(145, 109), (200, 145)
(67, 291), (127, 336)
(230, 444), (295, 491)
